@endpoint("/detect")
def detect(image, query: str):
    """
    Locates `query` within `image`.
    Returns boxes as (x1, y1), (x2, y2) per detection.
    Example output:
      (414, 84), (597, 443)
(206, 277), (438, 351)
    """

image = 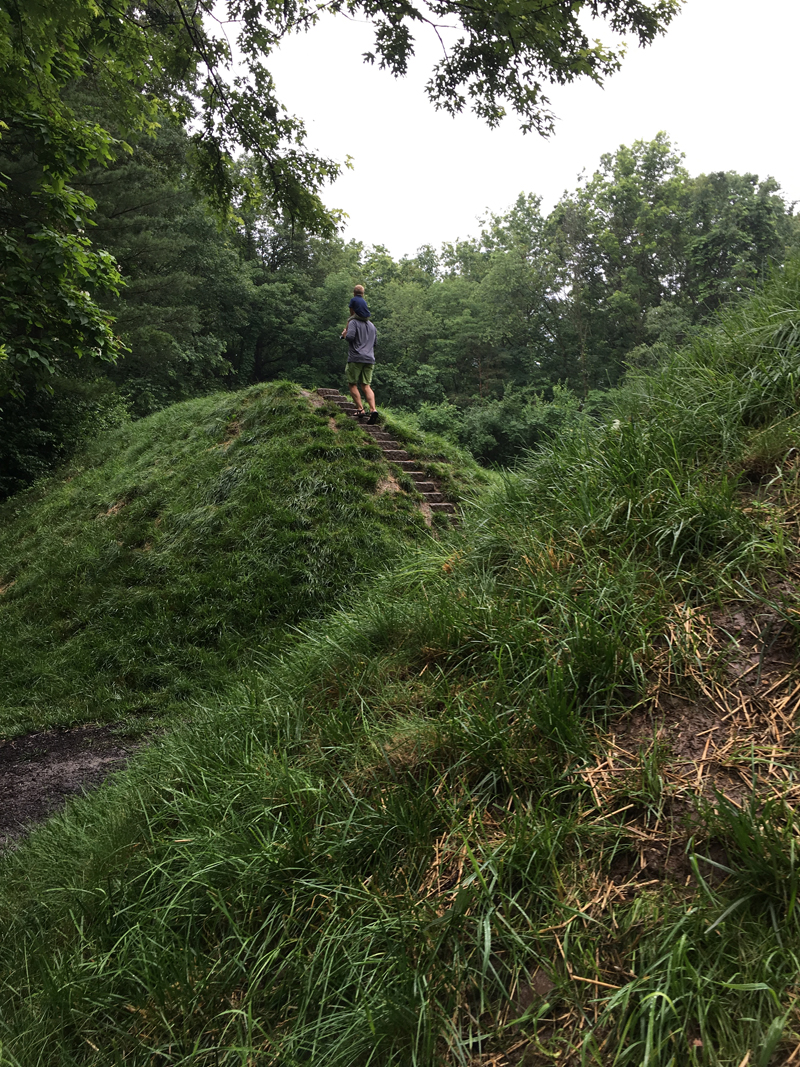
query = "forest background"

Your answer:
(1, 0), (797, 498)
